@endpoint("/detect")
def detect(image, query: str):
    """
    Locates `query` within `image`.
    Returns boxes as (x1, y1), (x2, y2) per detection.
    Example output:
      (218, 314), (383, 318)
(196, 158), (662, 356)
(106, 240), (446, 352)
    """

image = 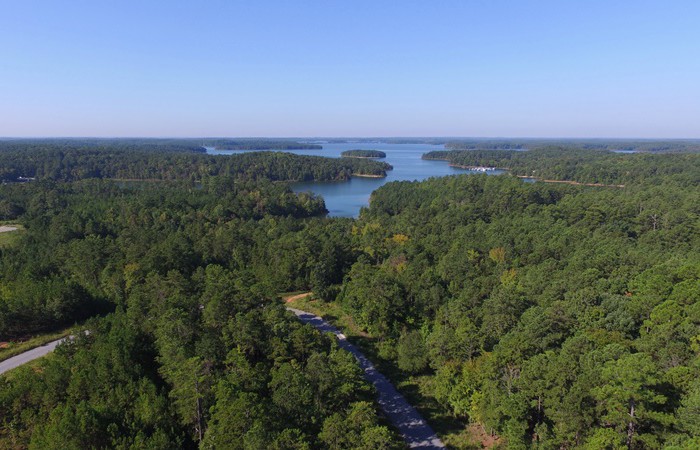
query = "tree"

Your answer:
(397, 329), (428, 373)
(319, 402), (399, 449)
(677, 381), (700, 436)
(592, 353), (672, 449)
